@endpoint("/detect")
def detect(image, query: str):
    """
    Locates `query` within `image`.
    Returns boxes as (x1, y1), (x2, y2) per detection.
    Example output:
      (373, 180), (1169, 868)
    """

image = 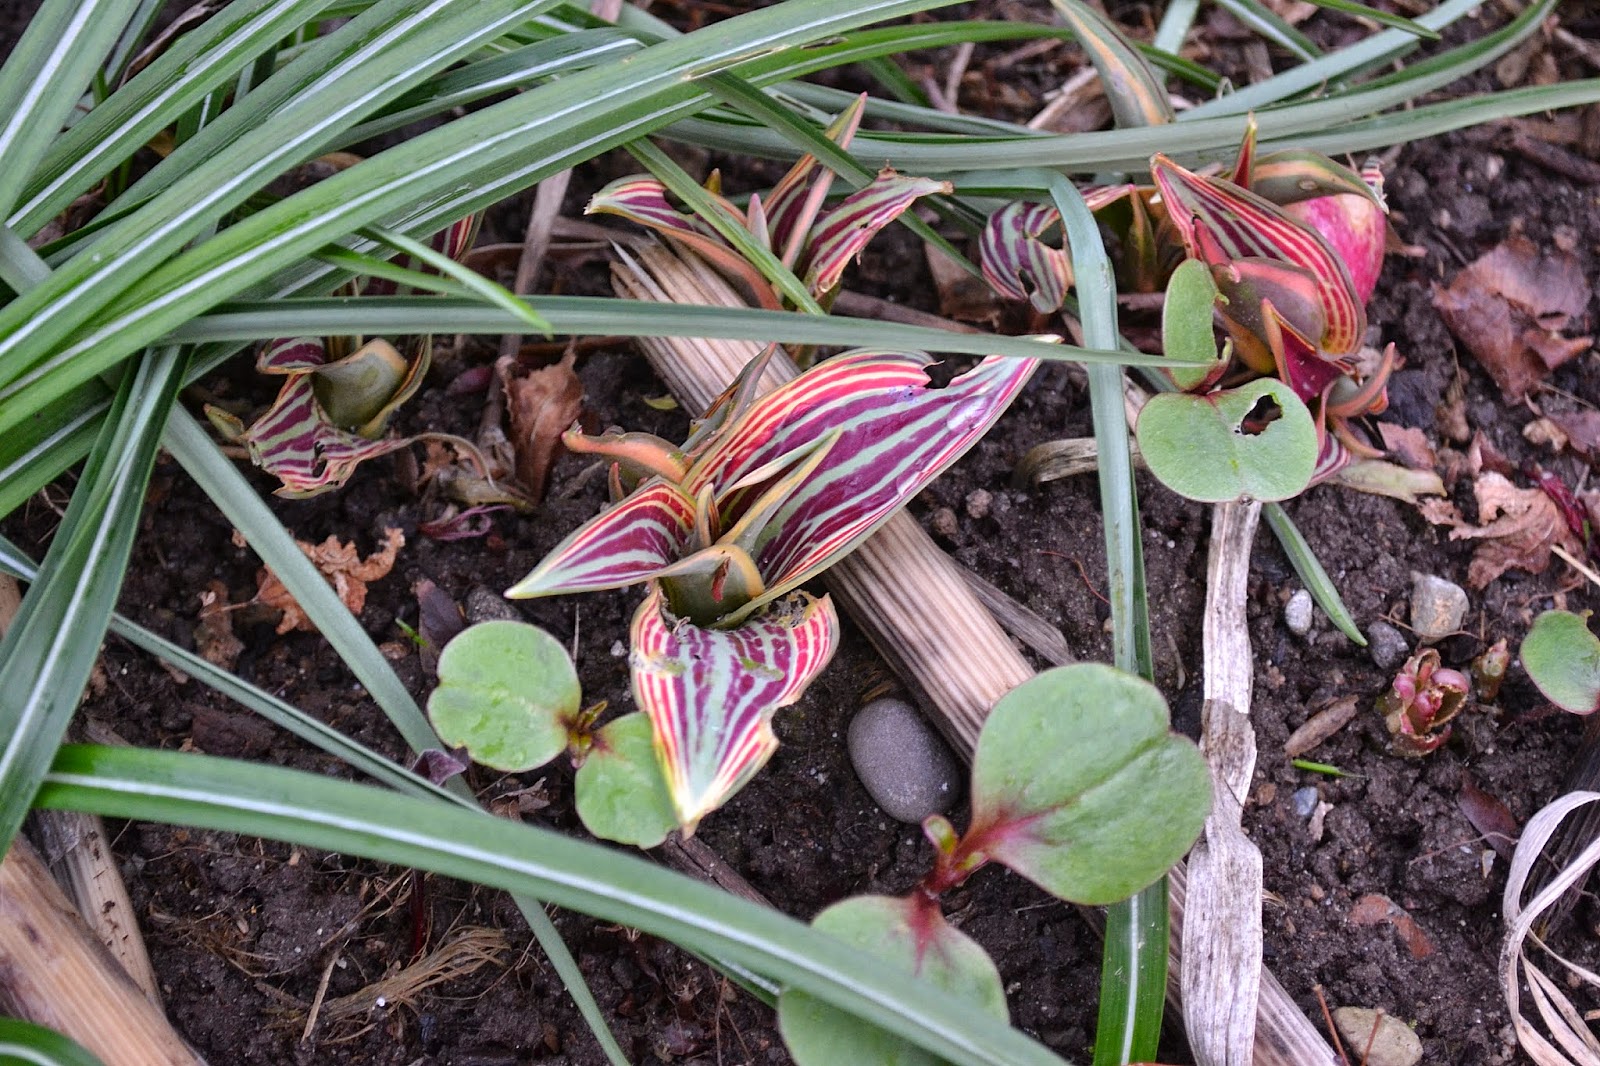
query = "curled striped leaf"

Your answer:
(1151, 153), (1366, 358)
(980, 202), (1072, 313)
(765, 94), (867, 262)
(506, 479), (699, 598)
(630, 586), (839, 832)
(801, 169), (951, 296)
